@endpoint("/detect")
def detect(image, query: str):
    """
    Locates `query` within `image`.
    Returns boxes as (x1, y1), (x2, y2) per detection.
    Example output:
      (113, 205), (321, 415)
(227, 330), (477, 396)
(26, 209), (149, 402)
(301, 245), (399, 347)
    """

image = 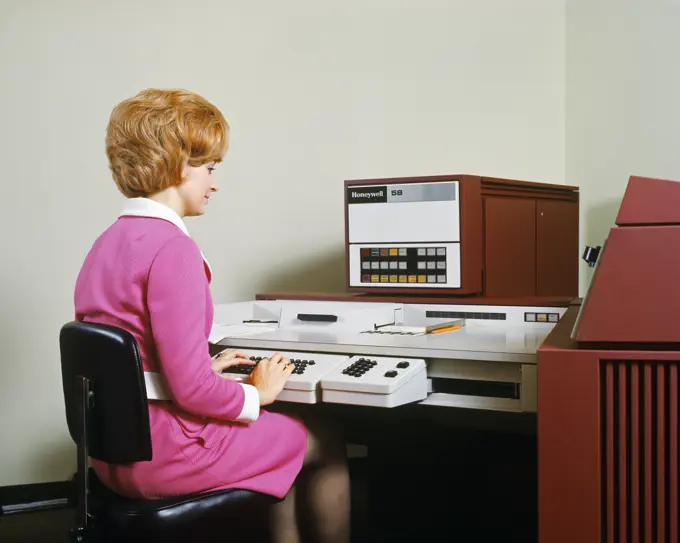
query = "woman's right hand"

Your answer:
(246, 353), (294, 406)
